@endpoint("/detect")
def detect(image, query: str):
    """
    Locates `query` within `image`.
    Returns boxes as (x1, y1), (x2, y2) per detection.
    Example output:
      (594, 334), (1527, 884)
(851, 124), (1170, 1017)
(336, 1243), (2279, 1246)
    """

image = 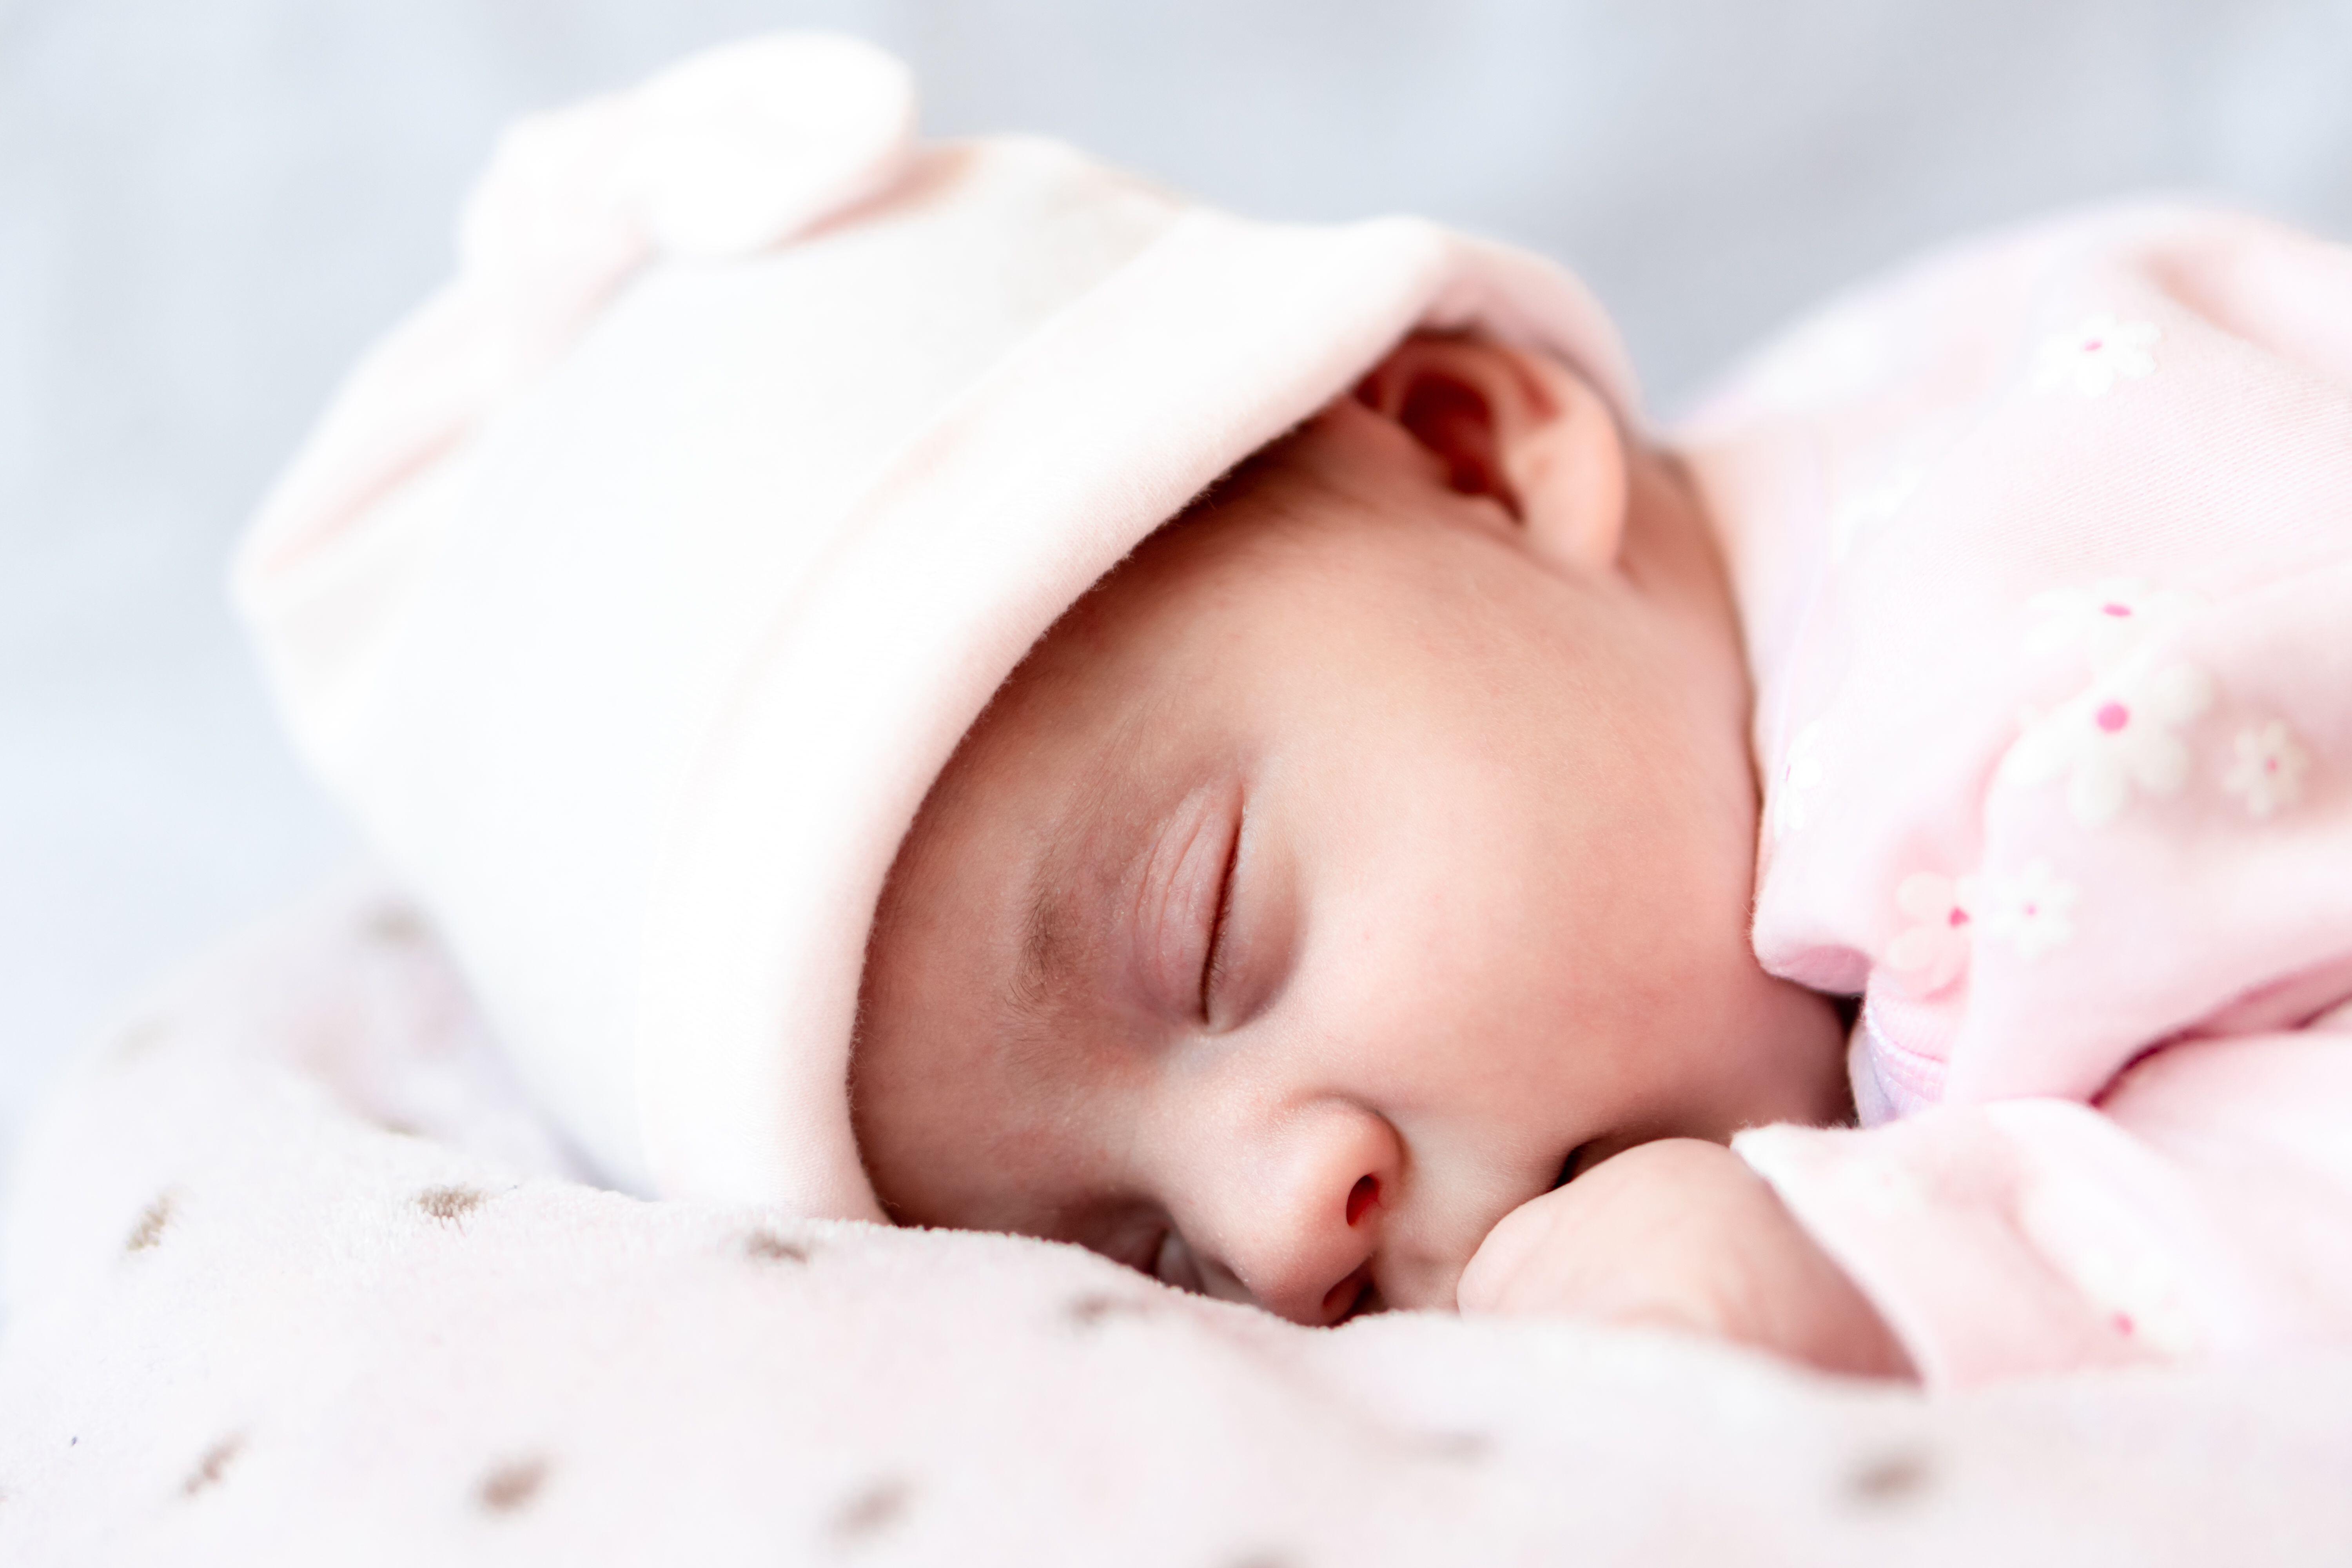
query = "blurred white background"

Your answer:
(4, 0), (2351, 1200)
